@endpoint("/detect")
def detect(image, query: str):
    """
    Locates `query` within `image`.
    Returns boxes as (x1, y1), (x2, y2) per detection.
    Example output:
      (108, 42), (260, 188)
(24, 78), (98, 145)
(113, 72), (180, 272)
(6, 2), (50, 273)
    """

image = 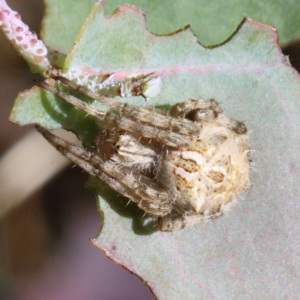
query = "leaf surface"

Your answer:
(42, 0), (300, 55)
(104, 0), (300, 47)
(10, 2), (300, 299)
(41, 0), (96, 53)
